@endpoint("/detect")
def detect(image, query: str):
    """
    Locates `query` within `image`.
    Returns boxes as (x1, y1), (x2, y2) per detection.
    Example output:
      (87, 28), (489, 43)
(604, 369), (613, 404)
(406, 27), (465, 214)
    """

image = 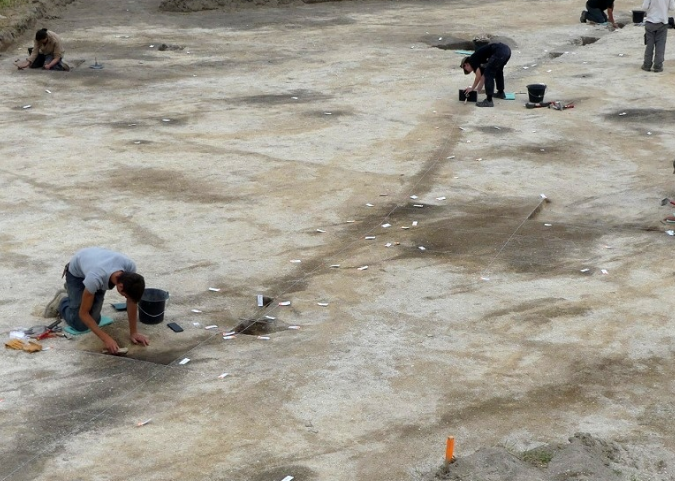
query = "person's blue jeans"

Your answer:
(585, 4), (608, 23)
(29, 54), (66, 70)
(483, 44), (511, 100)
(59, 269), (106, 331)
